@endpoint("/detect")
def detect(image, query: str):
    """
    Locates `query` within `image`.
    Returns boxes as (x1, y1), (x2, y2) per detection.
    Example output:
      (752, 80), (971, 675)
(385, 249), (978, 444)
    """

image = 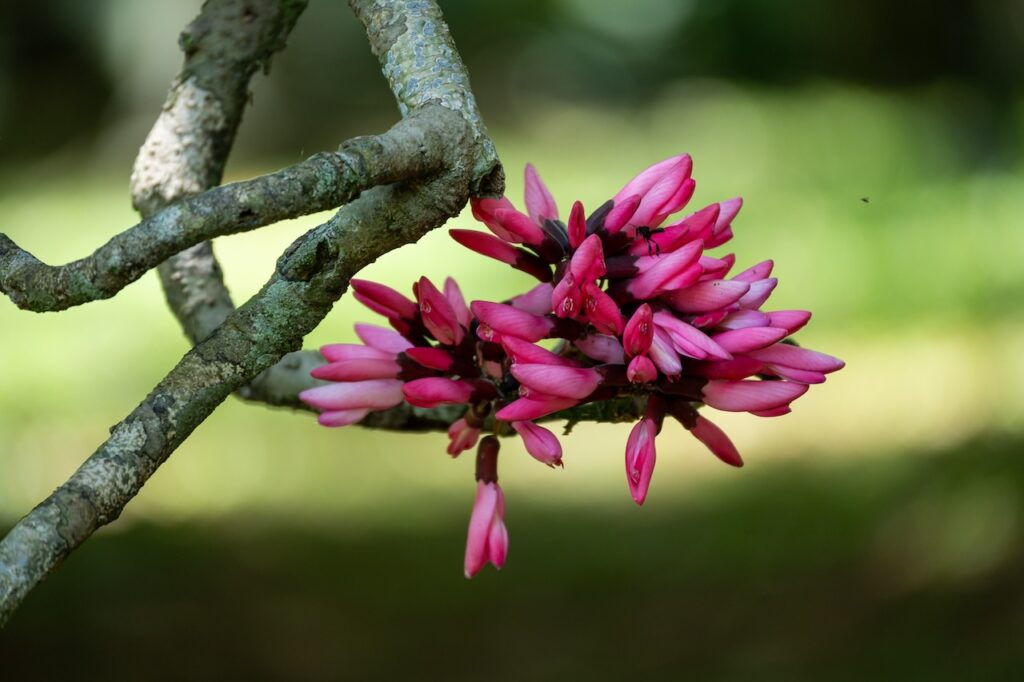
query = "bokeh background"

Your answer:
(2, 0), (1024, 678)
